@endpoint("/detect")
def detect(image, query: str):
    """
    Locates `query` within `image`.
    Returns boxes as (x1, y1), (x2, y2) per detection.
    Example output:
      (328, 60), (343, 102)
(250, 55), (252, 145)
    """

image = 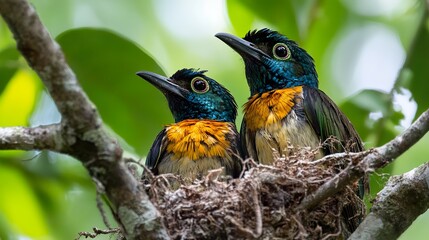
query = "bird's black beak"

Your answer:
(136, 71), (189, 99)
(215, 32), (269, 63)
